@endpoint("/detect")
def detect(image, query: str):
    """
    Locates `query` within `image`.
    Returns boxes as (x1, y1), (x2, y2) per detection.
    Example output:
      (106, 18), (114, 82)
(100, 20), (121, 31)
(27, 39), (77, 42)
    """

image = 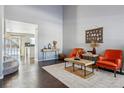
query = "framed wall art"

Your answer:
(85, 27), (103, 43)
